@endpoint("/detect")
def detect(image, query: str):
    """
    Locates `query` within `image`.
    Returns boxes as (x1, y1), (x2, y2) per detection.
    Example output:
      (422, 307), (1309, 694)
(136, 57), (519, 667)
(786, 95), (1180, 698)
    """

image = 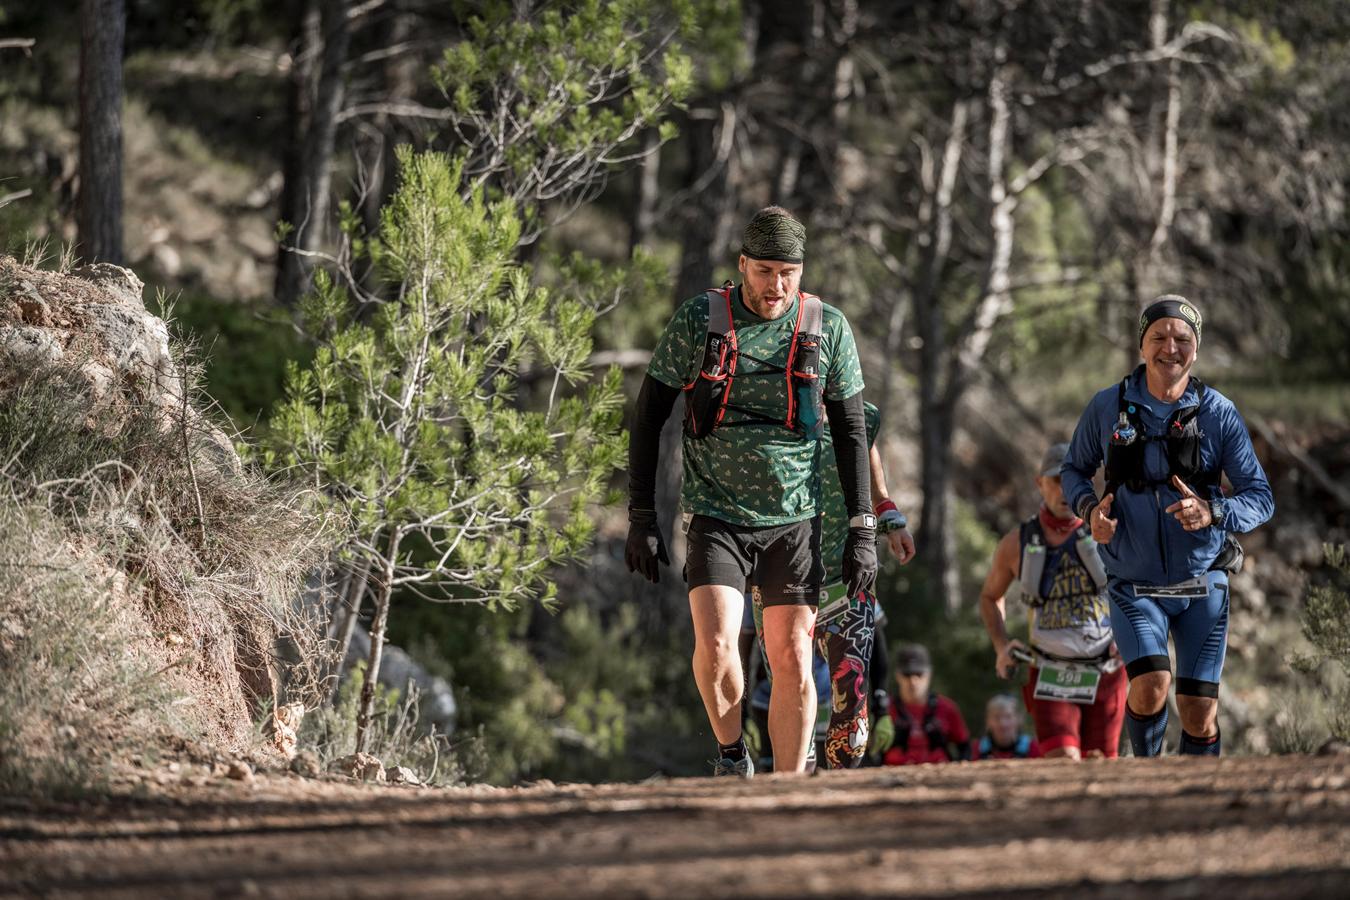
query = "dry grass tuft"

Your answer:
(0, 349), (332, 796)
